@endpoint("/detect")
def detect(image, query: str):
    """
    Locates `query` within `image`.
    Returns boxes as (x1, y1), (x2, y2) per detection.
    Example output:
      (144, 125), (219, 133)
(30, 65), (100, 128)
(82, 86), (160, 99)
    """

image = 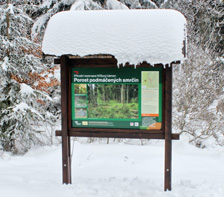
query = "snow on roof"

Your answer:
(42, 9), (187, 65)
